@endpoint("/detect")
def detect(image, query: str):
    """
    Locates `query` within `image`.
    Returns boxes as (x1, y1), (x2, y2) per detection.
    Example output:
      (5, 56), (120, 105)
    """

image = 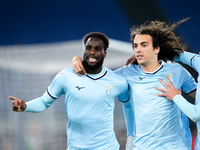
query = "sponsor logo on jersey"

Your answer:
(138, 77), (146, 80)
(75, 86), (85, 90)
